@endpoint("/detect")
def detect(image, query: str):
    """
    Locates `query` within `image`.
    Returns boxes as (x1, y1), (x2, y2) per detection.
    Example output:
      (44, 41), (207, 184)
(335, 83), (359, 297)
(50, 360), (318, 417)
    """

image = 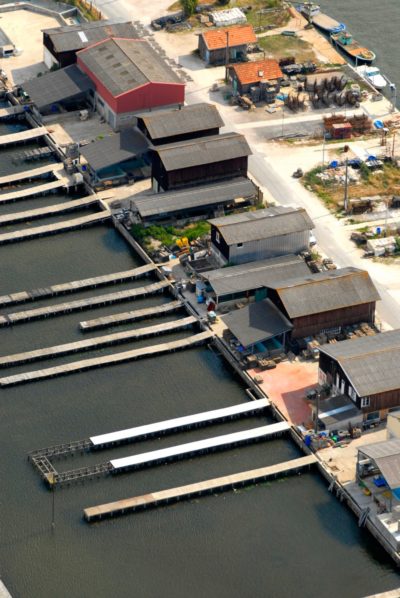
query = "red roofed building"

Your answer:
(77, 37), (185, 130)
(229, 59), (283, 95)
(198, 25), (257, 65)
